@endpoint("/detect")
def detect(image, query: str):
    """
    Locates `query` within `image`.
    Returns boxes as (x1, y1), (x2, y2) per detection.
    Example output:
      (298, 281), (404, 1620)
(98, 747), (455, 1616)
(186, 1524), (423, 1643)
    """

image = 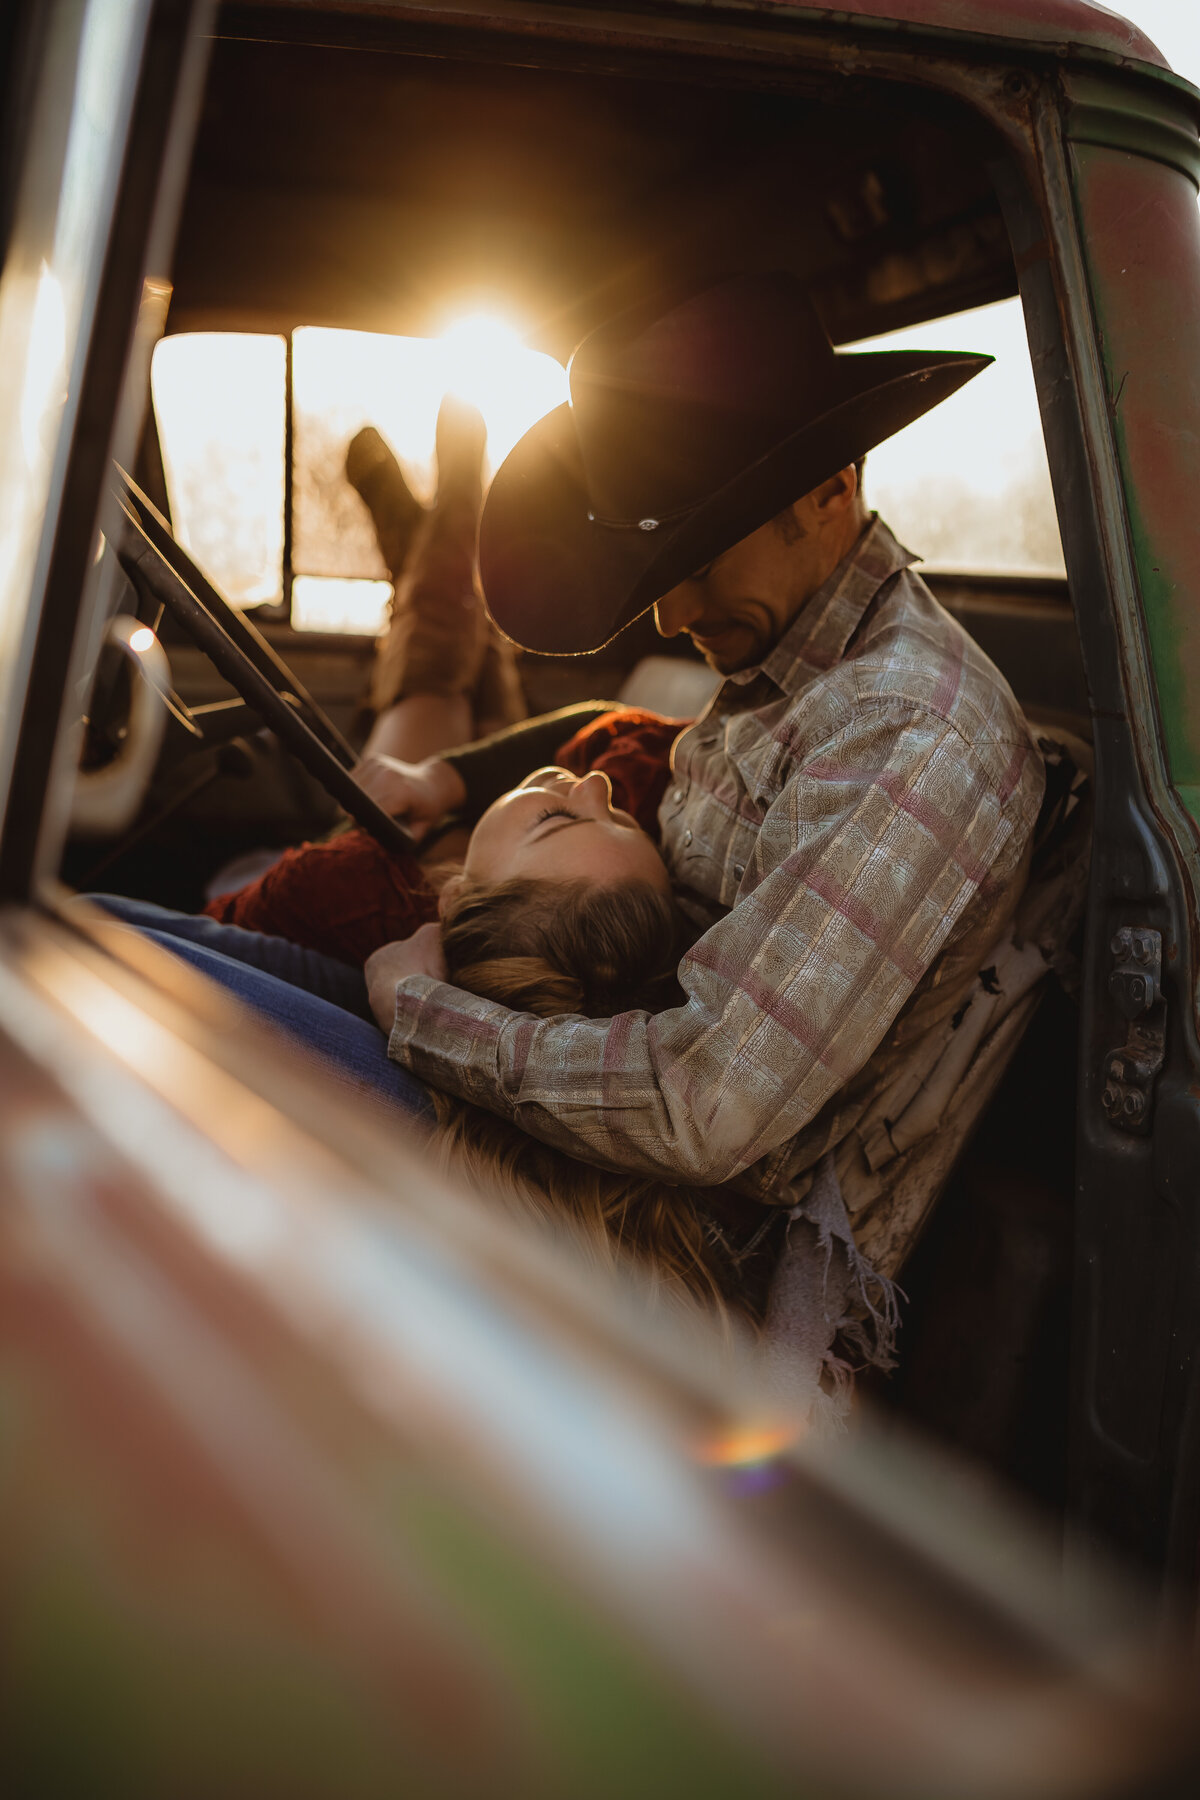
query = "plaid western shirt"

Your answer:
(388, 519), (1045, 1240)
